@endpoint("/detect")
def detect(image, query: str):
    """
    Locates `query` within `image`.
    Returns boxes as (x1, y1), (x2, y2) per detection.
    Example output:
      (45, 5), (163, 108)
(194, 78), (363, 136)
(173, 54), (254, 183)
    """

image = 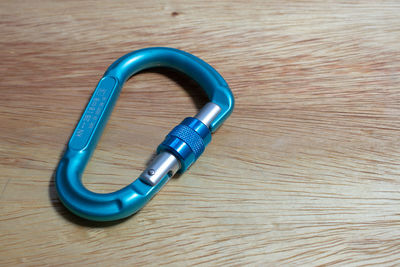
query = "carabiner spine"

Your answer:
(69, 76), (120, 153)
